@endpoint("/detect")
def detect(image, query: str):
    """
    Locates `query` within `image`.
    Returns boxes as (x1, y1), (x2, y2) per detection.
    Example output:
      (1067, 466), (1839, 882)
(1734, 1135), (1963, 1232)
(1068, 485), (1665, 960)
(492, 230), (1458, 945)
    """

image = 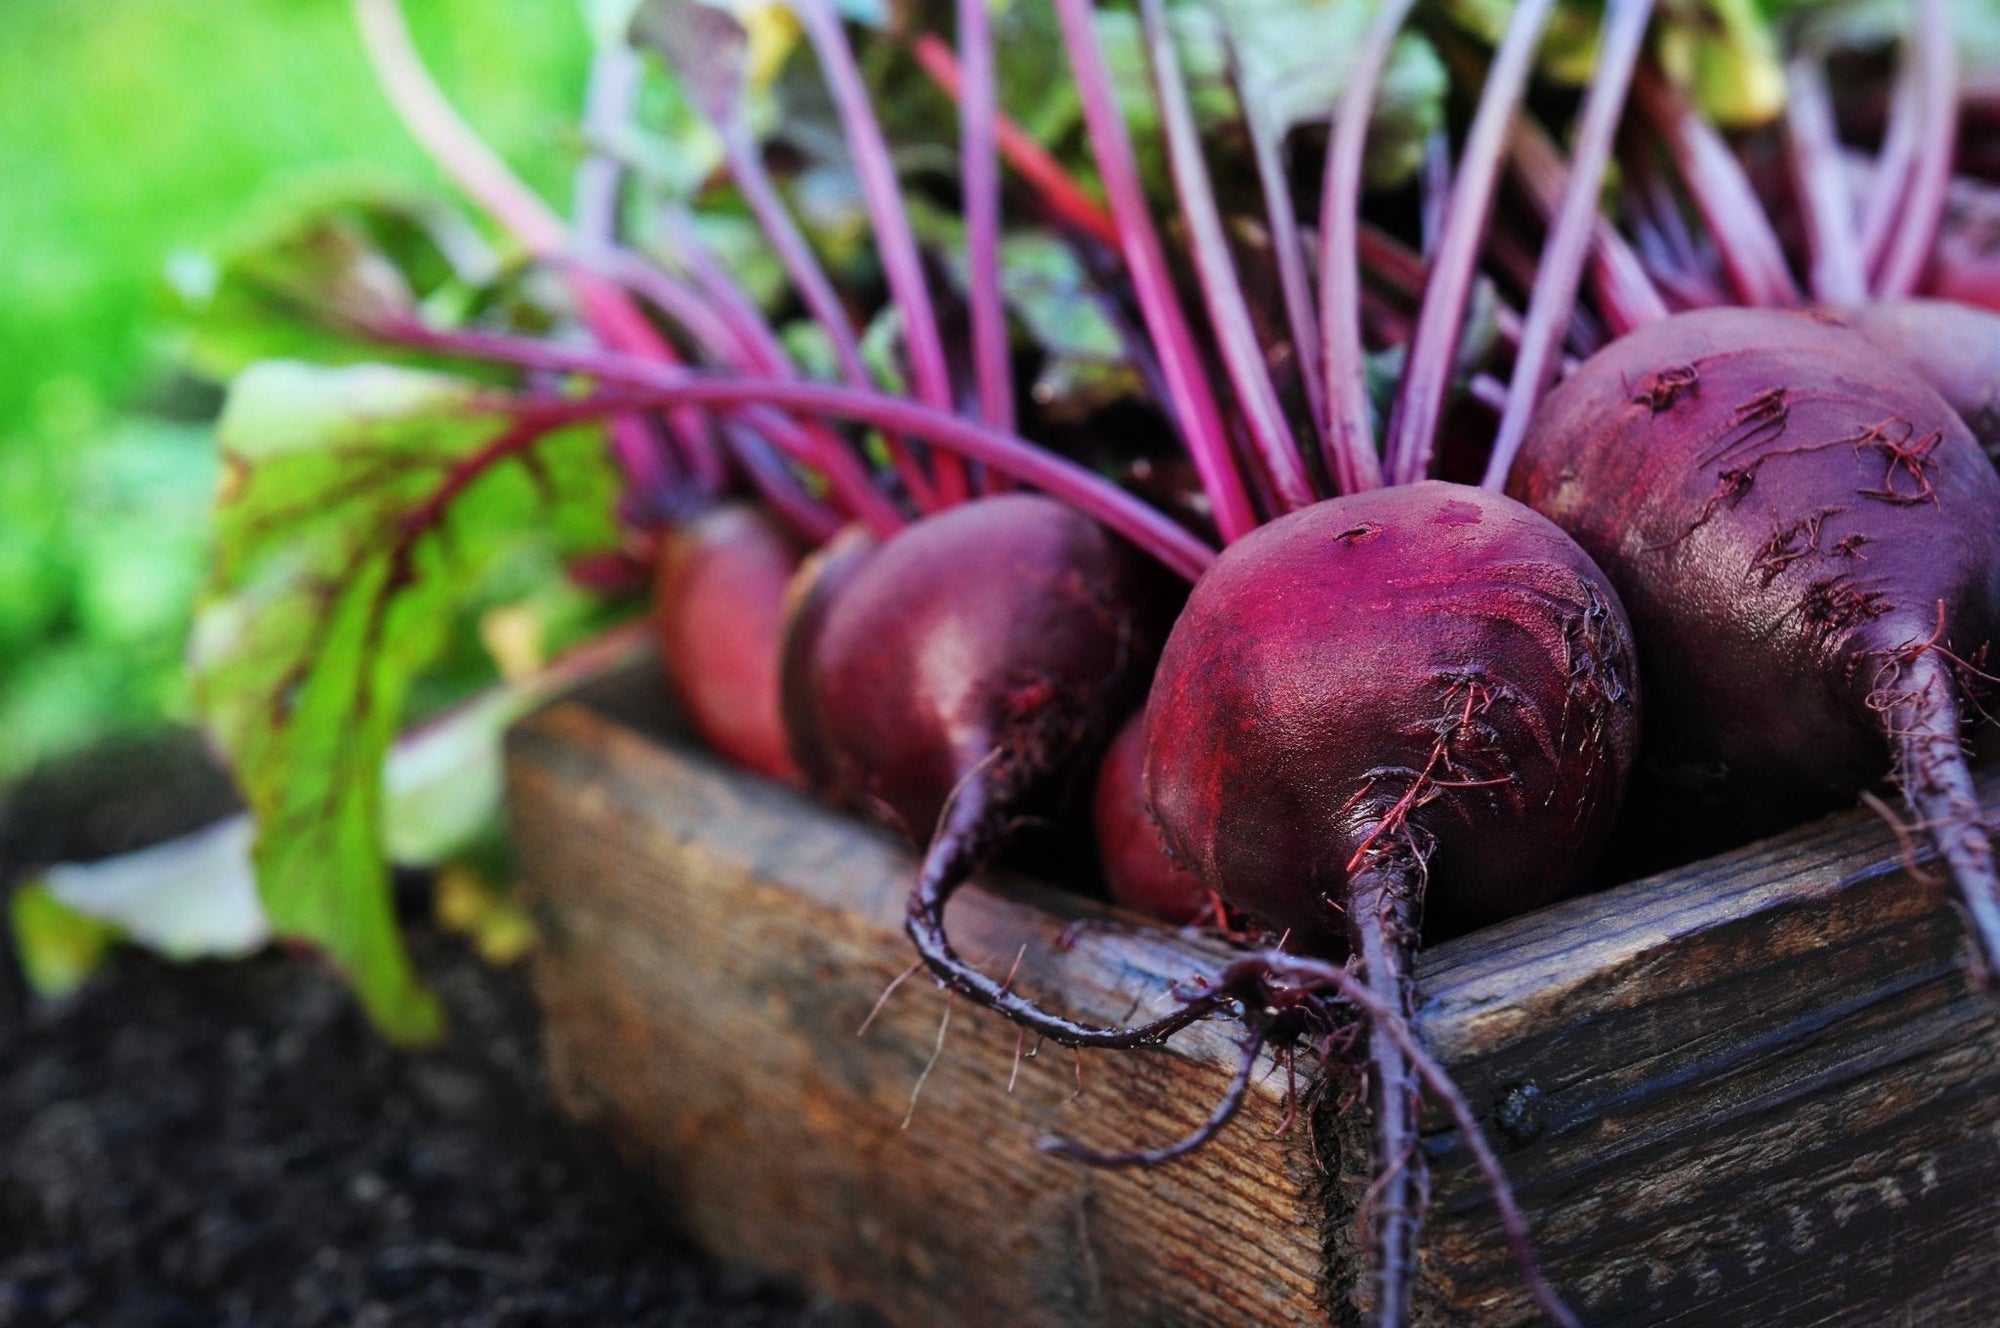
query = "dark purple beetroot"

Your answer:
(1507, 305), (2000, 981)
(790, 494), (1185, 1045)
(1141, 481), (1637, 1325)
(1145, 481), (1641, 948)
(1093, 710), (1207, 926)
(654, 504), (806, 785)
